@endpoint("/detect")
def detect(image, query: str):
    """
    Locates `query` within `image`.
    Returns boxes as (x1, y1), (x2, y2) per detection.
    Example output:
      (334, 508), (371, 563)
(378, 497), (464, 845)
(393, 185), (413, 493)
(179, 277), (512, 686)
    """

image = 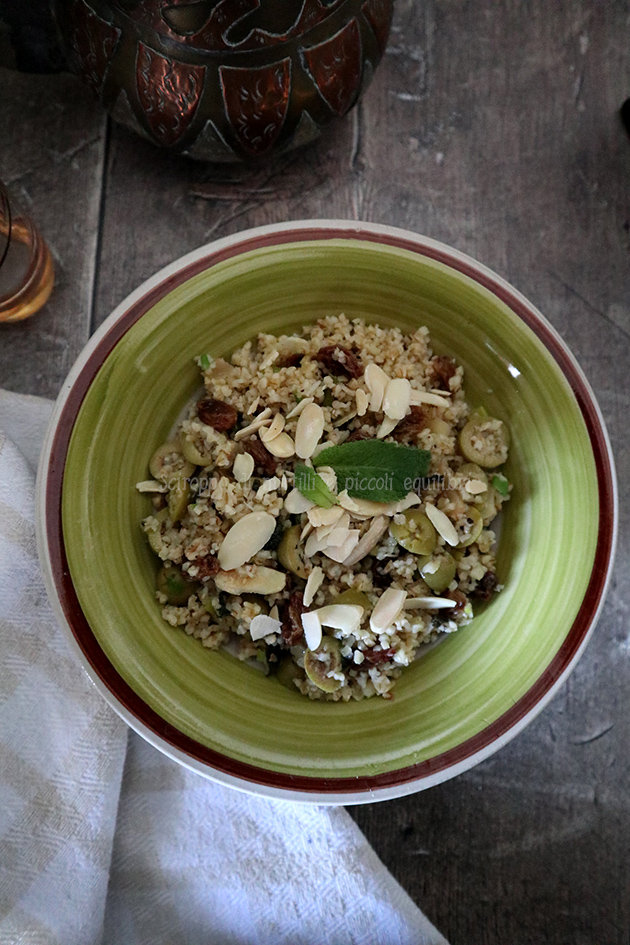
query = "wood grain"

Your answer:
(2, 1), (630, 941)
